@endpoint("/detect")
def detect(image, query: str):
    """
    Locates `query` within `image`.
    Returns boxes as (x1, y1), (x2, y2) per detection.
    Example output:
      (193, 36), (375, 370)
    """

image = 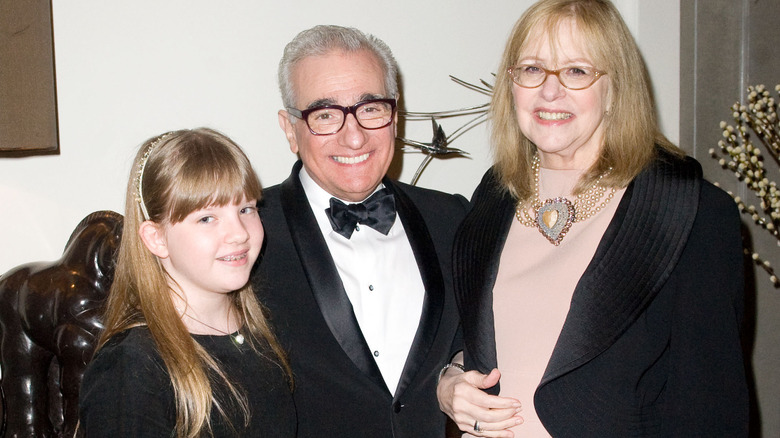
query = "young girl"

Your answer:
(79, 128), (295, 437)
